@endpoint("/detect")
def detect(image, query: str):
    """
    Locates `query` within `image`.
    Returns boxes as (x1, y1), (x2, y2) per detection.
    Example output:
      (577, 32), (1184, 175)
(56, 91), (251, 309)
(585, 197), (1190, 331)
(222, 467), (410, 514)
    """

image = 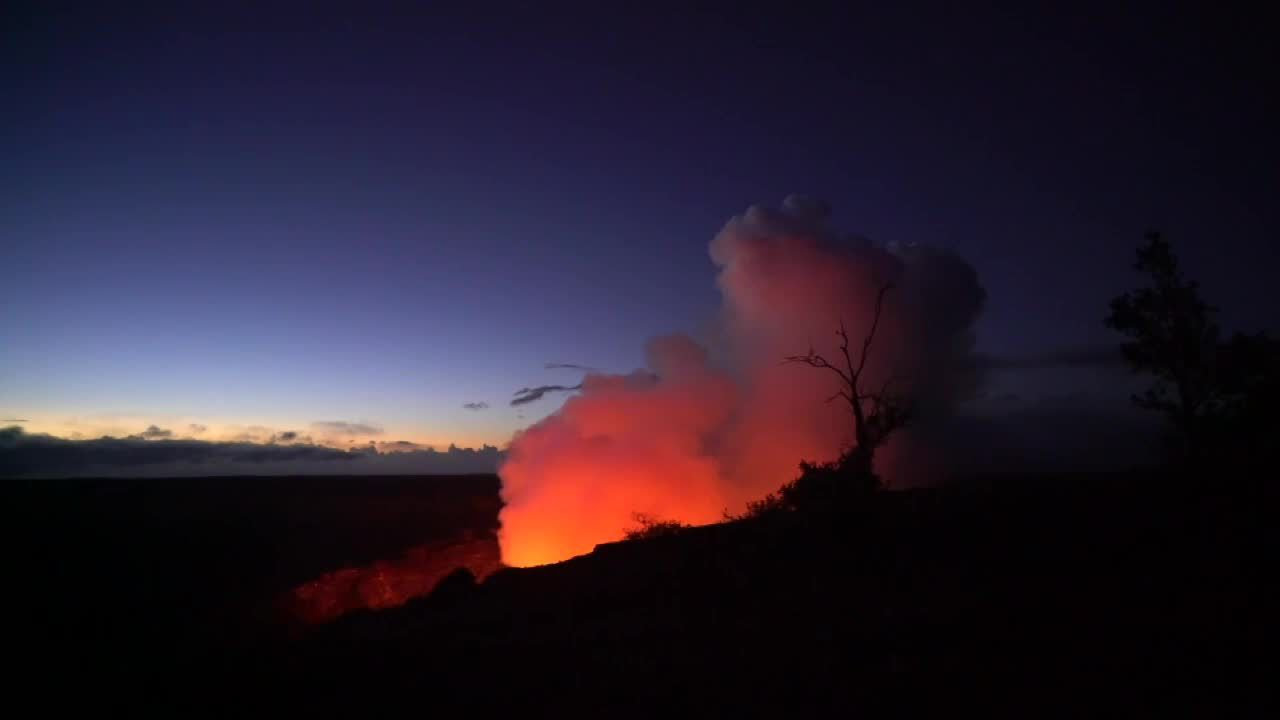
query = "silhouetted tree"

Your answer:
(1107, 233), (1222, 461)
(785, 283), (911, 483)
(1107, 232), (1280, 470)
